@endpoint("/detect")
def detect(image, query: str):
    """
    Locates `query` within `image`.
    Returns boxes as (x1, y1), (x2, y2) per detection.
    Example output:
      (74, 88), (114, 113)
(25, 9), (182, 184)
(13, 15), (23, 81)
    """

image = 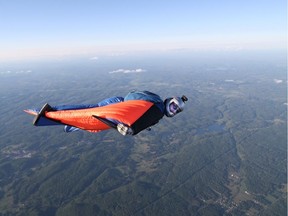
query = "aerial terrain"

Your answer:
(0, 51), (286, 216)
